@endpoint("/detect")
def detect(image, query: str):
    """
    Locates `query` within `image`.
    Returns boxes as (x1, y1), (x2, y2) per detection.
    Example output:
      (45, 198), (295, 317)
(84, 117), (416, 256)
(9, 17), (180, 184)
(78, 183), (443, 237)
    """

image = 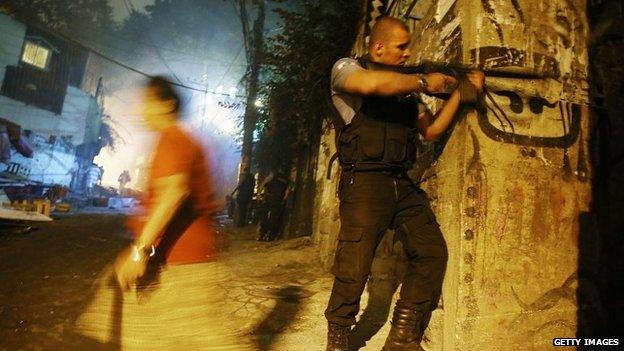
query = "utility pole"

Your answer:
(234, 0), (265, 224)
